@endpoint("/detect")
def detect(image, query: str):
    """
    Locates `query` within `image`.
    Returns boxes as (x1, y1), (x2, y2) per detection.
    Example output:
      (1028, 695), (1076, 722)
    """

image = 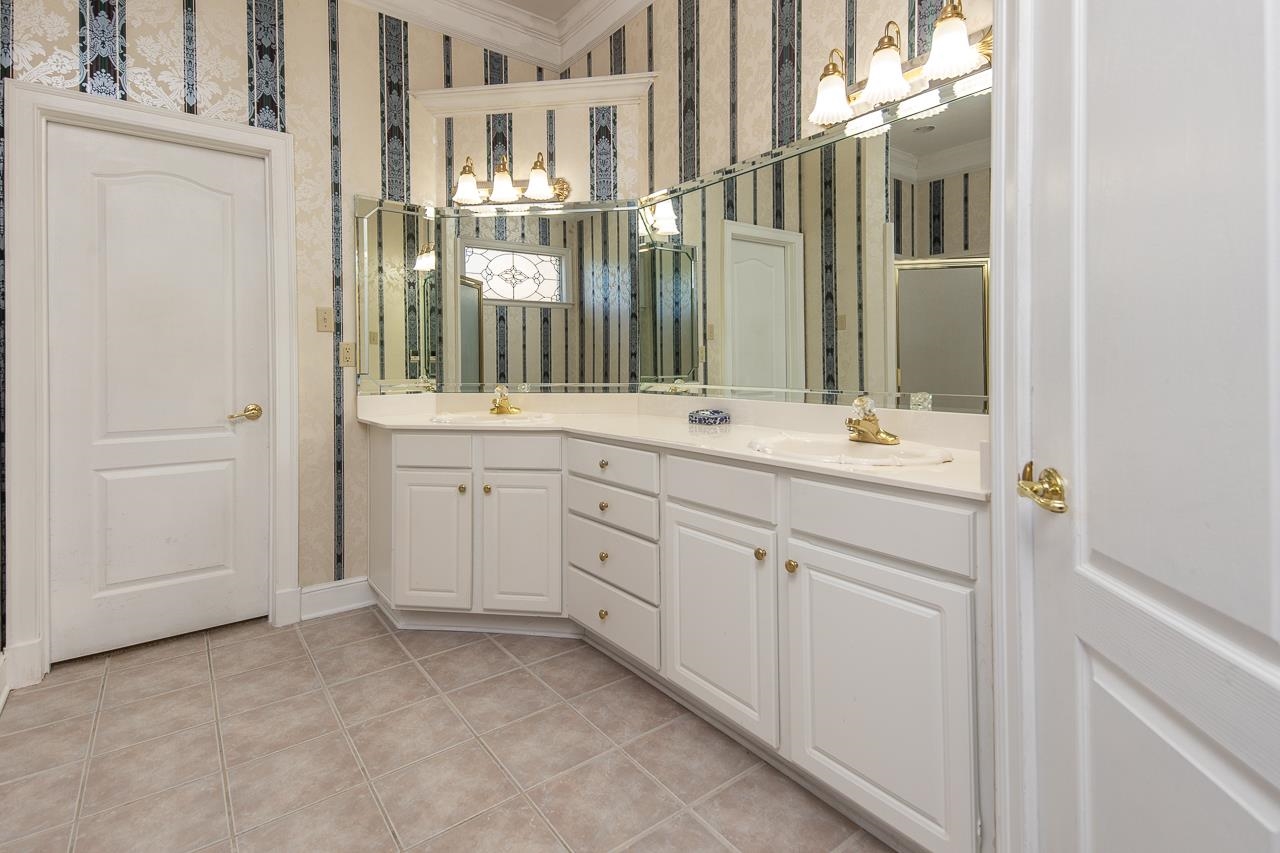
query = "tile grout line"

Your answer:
(65, 653), (111, 853)
(205, 631), (240, 850)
